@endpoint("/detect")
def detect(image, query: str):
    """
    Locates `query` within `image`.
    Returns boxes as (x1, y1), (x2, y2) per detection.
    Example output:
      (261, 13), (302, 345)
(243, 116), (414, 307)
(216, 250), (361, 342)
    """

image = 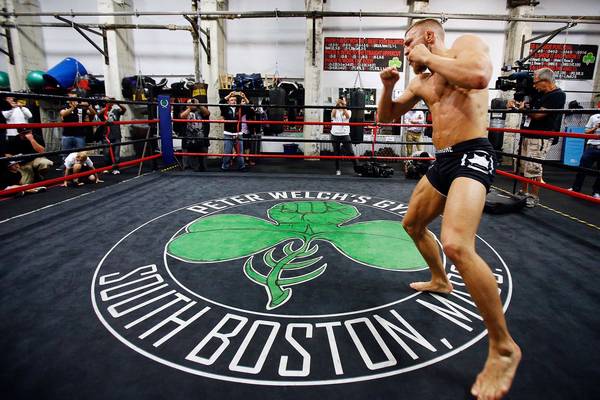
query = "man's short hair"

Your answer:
(405, 18), (445, 40)
(76, 151), (88, 162)
(17, 127), (31, 134)
(535, 67), (556, 84)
